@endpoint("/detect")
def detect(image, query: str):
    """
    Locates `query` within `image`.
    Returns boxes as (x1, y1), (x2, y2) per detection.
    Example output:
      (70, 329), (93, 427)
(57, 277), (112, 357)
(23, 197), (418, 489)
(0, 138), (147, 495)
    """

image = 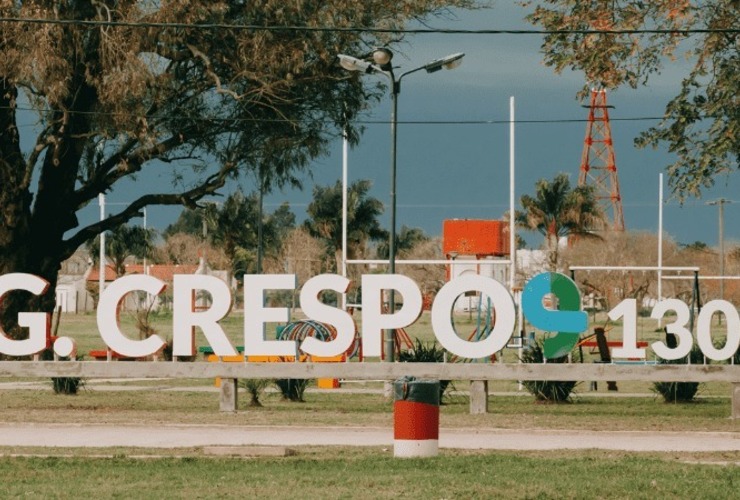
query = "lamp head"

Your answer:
(371, 47), (394, 69)
(424, 52), (465, 73)
(337, 54), (375, 73)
